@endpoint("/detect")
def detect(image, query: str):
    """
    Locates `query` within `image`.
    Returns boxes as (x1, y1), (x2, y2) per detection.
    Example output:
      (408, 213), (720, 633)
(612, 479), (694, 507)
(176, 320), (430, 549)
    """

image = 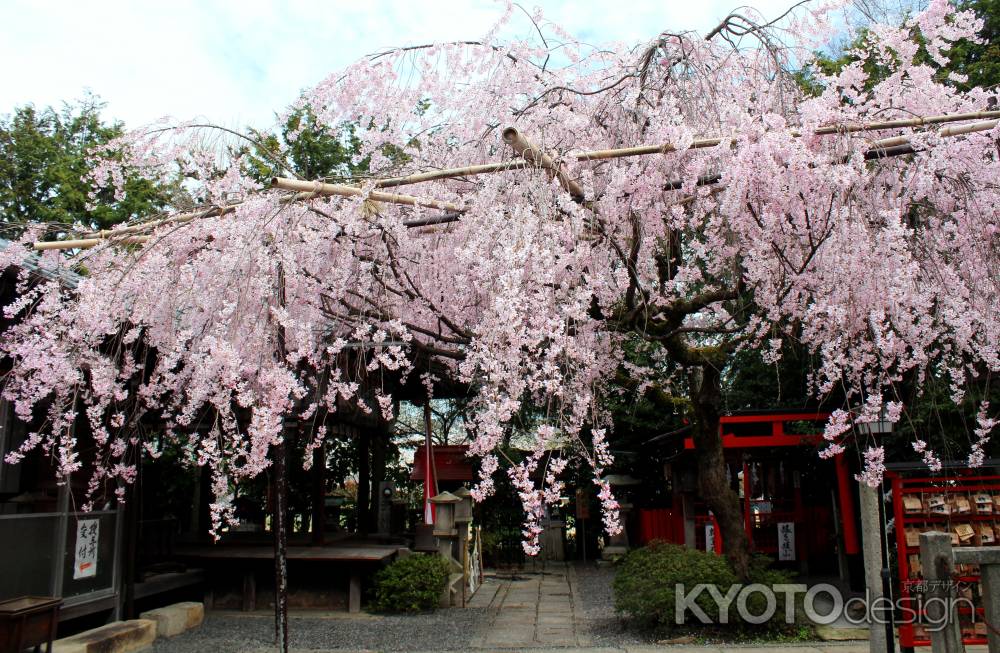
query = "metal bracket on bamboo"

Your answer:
(502, 127), (586, 202)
